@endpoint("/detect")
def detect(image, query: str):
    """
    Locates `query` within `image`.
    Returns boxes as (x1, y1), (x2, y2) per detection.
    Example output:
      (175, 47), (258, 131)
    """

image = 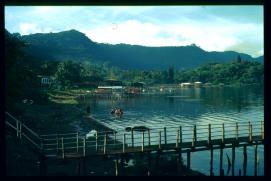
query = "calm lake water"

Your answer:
(77, 85), (264, 176)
